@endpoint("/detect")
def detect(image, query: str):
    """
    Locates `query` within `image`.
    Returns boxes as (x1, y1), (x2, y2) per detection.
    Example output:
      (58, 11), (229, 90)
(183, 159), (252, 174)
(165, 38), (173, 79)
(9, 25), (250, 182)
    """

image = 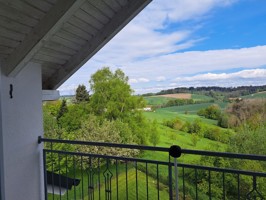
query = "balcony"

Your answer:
(38, 137), (266, 200)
